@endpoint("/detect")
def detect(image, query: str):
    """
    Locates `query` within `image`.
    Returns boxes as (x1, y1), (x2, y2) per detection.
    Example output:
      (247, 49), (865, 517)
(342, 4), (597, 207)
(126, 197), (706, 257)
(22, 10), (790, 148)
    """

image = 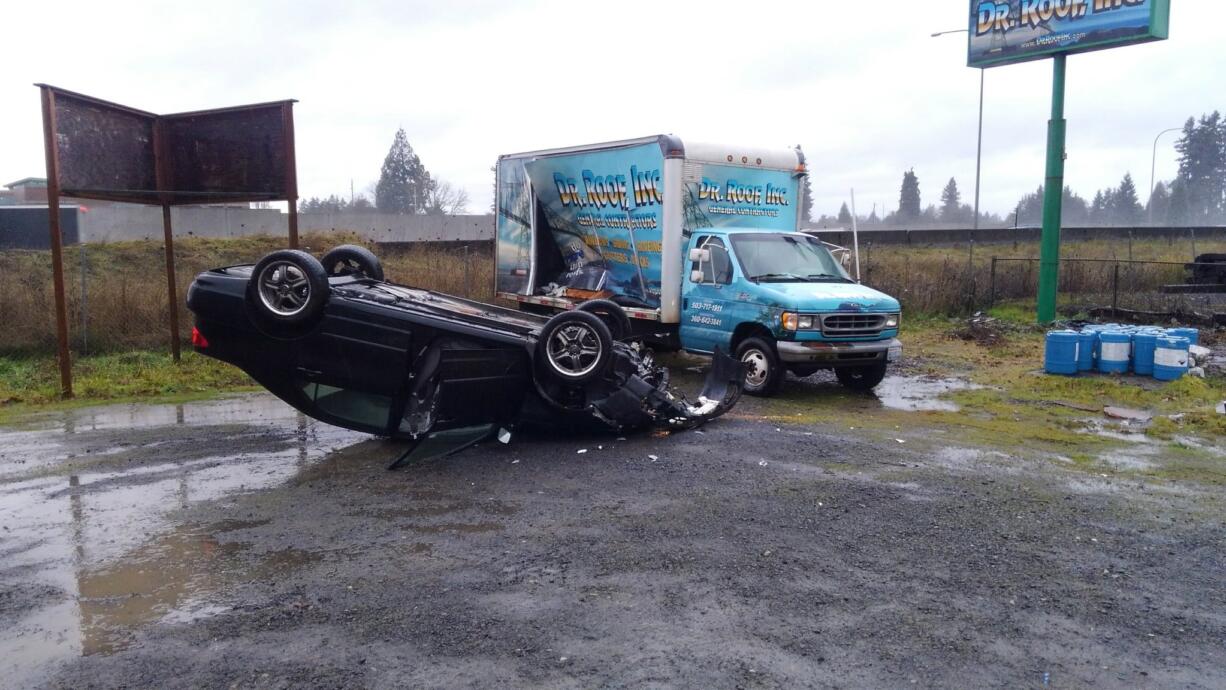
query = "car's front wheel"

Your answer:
(736, 337), (784, 397)
(536, 310), (613, 385)
(835, 362), (889, 391)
